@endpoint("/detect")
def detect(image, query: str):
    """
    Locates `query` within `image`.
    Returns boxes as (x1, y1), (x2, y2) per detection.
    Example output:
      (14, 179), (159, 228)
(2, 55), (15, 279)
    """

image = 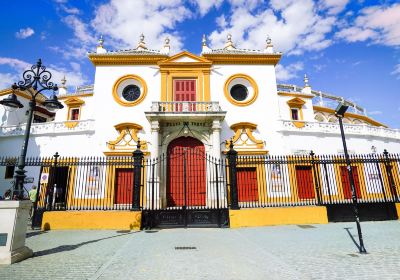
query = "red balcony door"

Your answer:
(237, 167), (259, 202)
(295, 166), (315, 199)
(174, 79), (196, 111)
(340, 166), (361, 199)
(167, 136), (206, 207)
(115, 168), (134, 204)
